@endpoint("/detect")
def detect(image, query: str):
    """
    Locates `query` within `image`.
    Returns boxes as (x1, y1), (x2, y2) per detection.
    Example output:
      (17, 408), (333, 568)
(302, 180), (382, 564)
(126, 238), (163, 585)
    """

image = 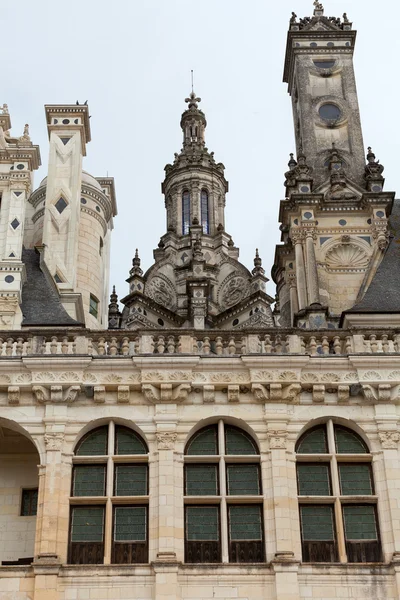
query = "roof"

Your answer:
(21, 248), (81, 327)
(345, 199), (400, 314)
